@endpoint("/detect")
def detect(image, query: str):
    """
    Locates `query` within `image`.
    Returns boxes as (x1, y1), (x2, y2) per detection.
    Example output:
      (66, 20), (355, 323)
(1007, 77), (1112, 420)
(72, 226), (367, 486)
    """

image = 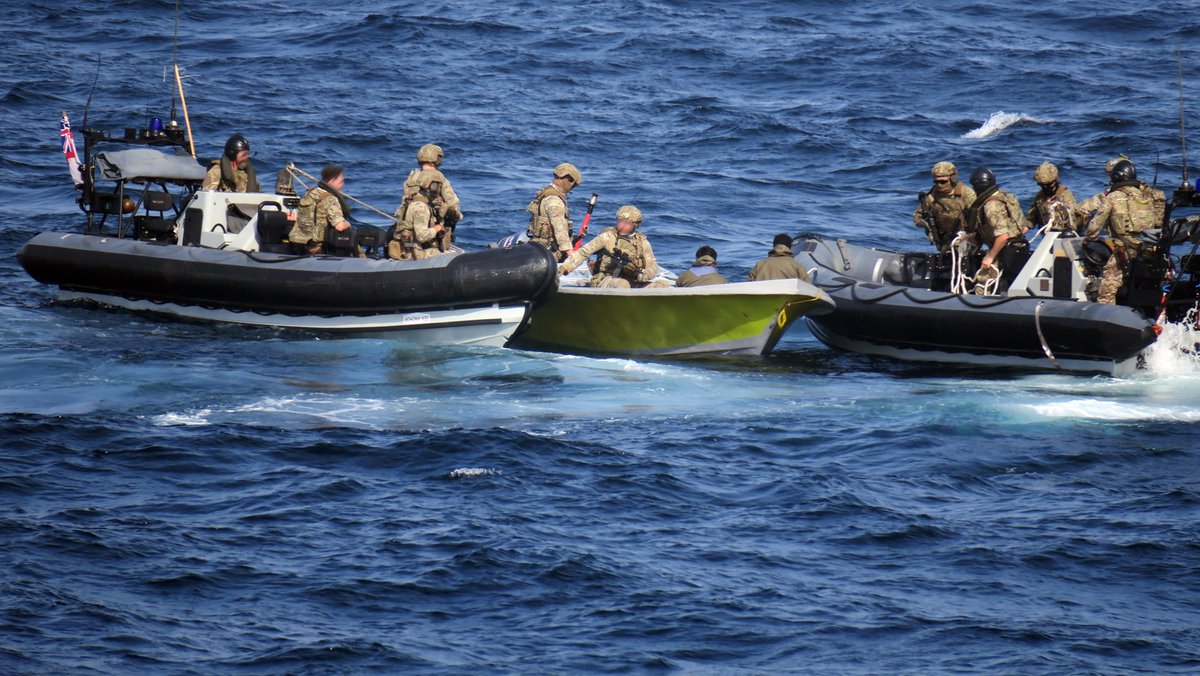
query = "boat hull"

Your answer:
(18, 232), (557, 345)
(796, 237), (1158, 374)
(510, 279), (835, 357)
